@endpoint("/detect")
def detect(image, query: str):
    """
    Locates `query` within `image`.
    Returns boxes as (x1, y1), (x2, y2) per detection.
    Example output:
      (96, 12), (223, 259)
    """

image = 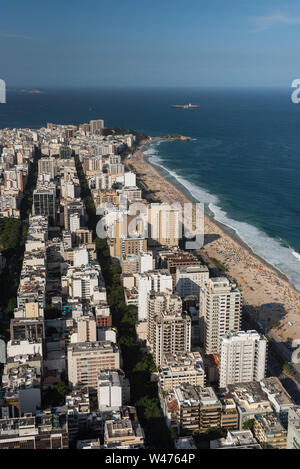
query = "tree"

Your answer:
(43, 381), (68, 407)
(243, 419), (255, 431)
(283, 362), (295, 376)
(5, 298), (17, 314)
(134, 355), (157, 373)
(75, 149), (173, 449)
(56, 380), (67, 398)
